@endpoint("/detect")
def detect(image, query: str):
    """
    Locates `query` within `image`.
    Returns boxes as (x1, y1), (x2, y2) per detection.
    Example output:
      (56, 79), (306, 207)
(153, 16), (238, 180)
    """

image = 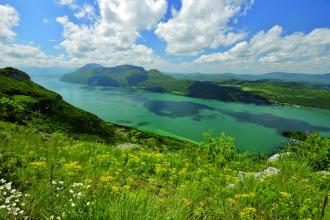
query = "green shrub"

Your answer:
(288, 133), (330, 171)
(0, 97), (25, 123)
(202, 132), (238, 166)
